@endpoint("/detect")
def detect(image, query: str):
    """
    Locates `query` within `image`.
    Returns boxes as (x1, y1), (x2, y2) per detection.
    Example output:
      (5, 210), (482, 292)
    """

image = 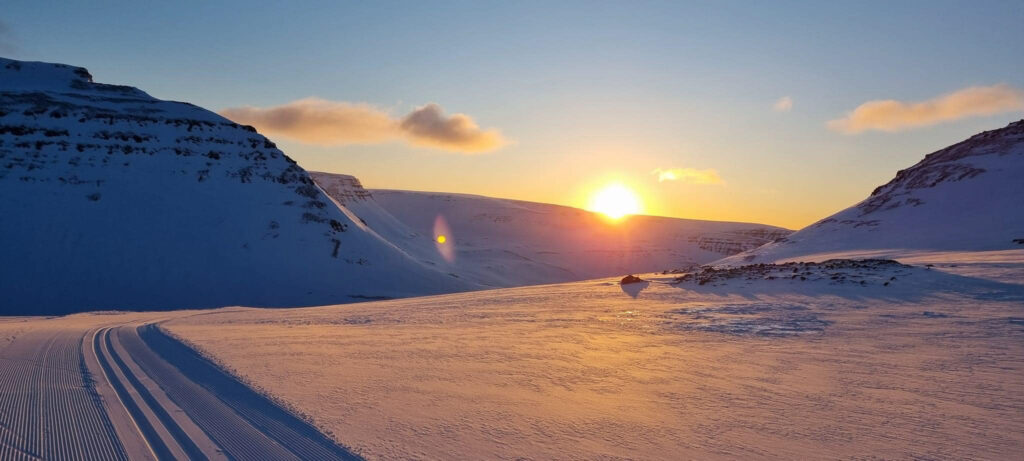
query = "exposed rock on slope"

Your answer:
(688, 228), (791, 255)
(313, 173), (372, 205)
(0, 58), (472, 313)
(717, 120), (1024, 266)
